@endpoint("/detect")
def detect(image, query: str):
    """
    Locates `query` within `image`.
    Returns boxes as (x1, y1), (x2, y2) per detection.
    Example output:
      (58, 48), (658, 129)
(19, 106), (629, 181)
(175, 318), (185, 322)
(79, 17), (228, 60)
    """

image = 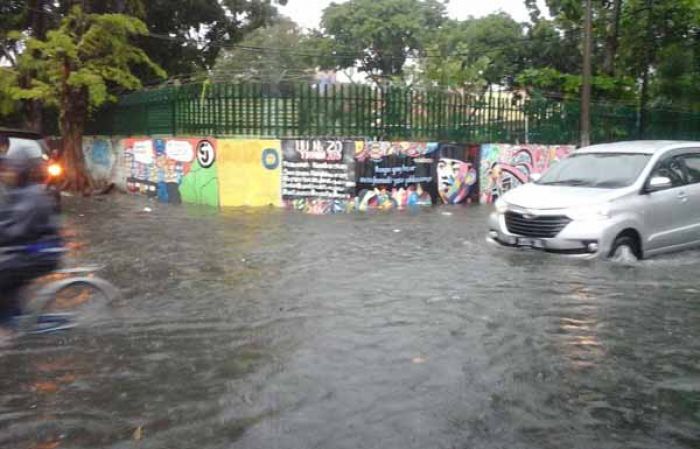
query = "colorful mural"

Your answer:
(479, 144), (575, 203)
(123, 137), (219, 206)
(81, 135), (576, 211)
(286, 198), (352, 215)
(217, 139), (282, 207)
(353, 185), (432, 211)
(436, 143), (479, 205)
(354, 141), (437, 161)
(354, 141), (437, 211)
